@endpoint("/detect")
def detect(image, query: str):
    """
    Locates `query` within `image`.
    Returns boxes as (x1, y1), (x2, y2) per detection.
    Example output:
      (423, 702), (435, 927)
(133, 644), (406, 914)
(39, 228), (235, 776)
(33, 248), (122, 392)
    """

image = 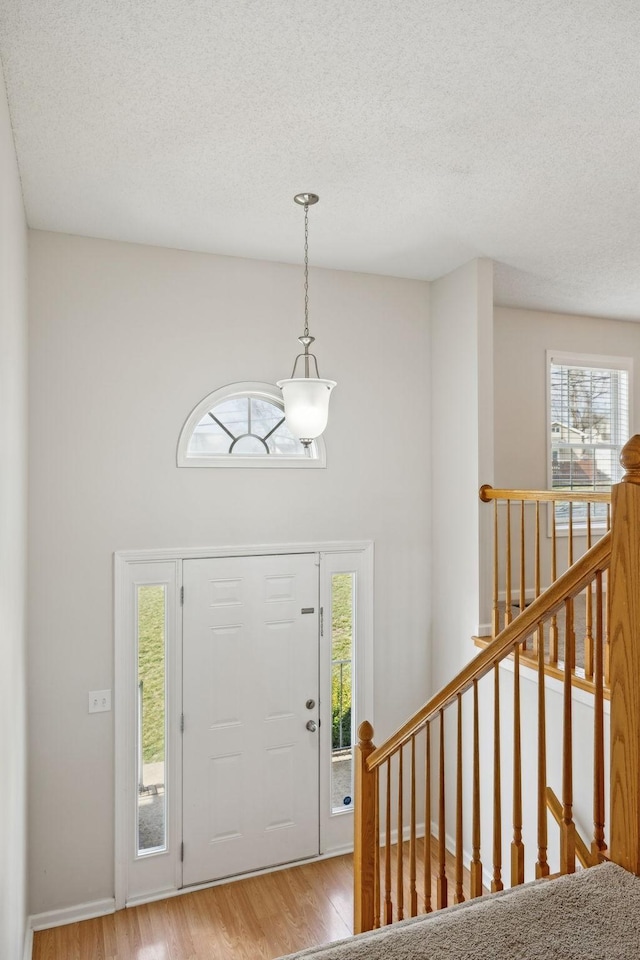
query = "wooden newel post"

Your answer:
(609, 435), (640, 874)
(354, 720), (377, 934)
